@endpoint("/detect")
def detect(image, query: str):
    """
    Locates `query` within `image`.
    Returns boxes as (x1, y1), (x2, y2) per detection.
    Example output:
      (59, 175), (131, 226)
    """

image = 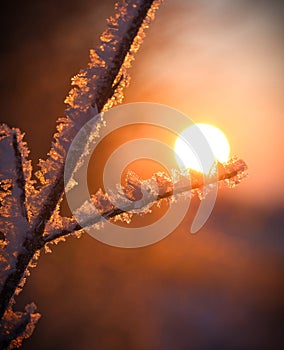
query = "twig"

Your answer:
(43, 158), (247, 244)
